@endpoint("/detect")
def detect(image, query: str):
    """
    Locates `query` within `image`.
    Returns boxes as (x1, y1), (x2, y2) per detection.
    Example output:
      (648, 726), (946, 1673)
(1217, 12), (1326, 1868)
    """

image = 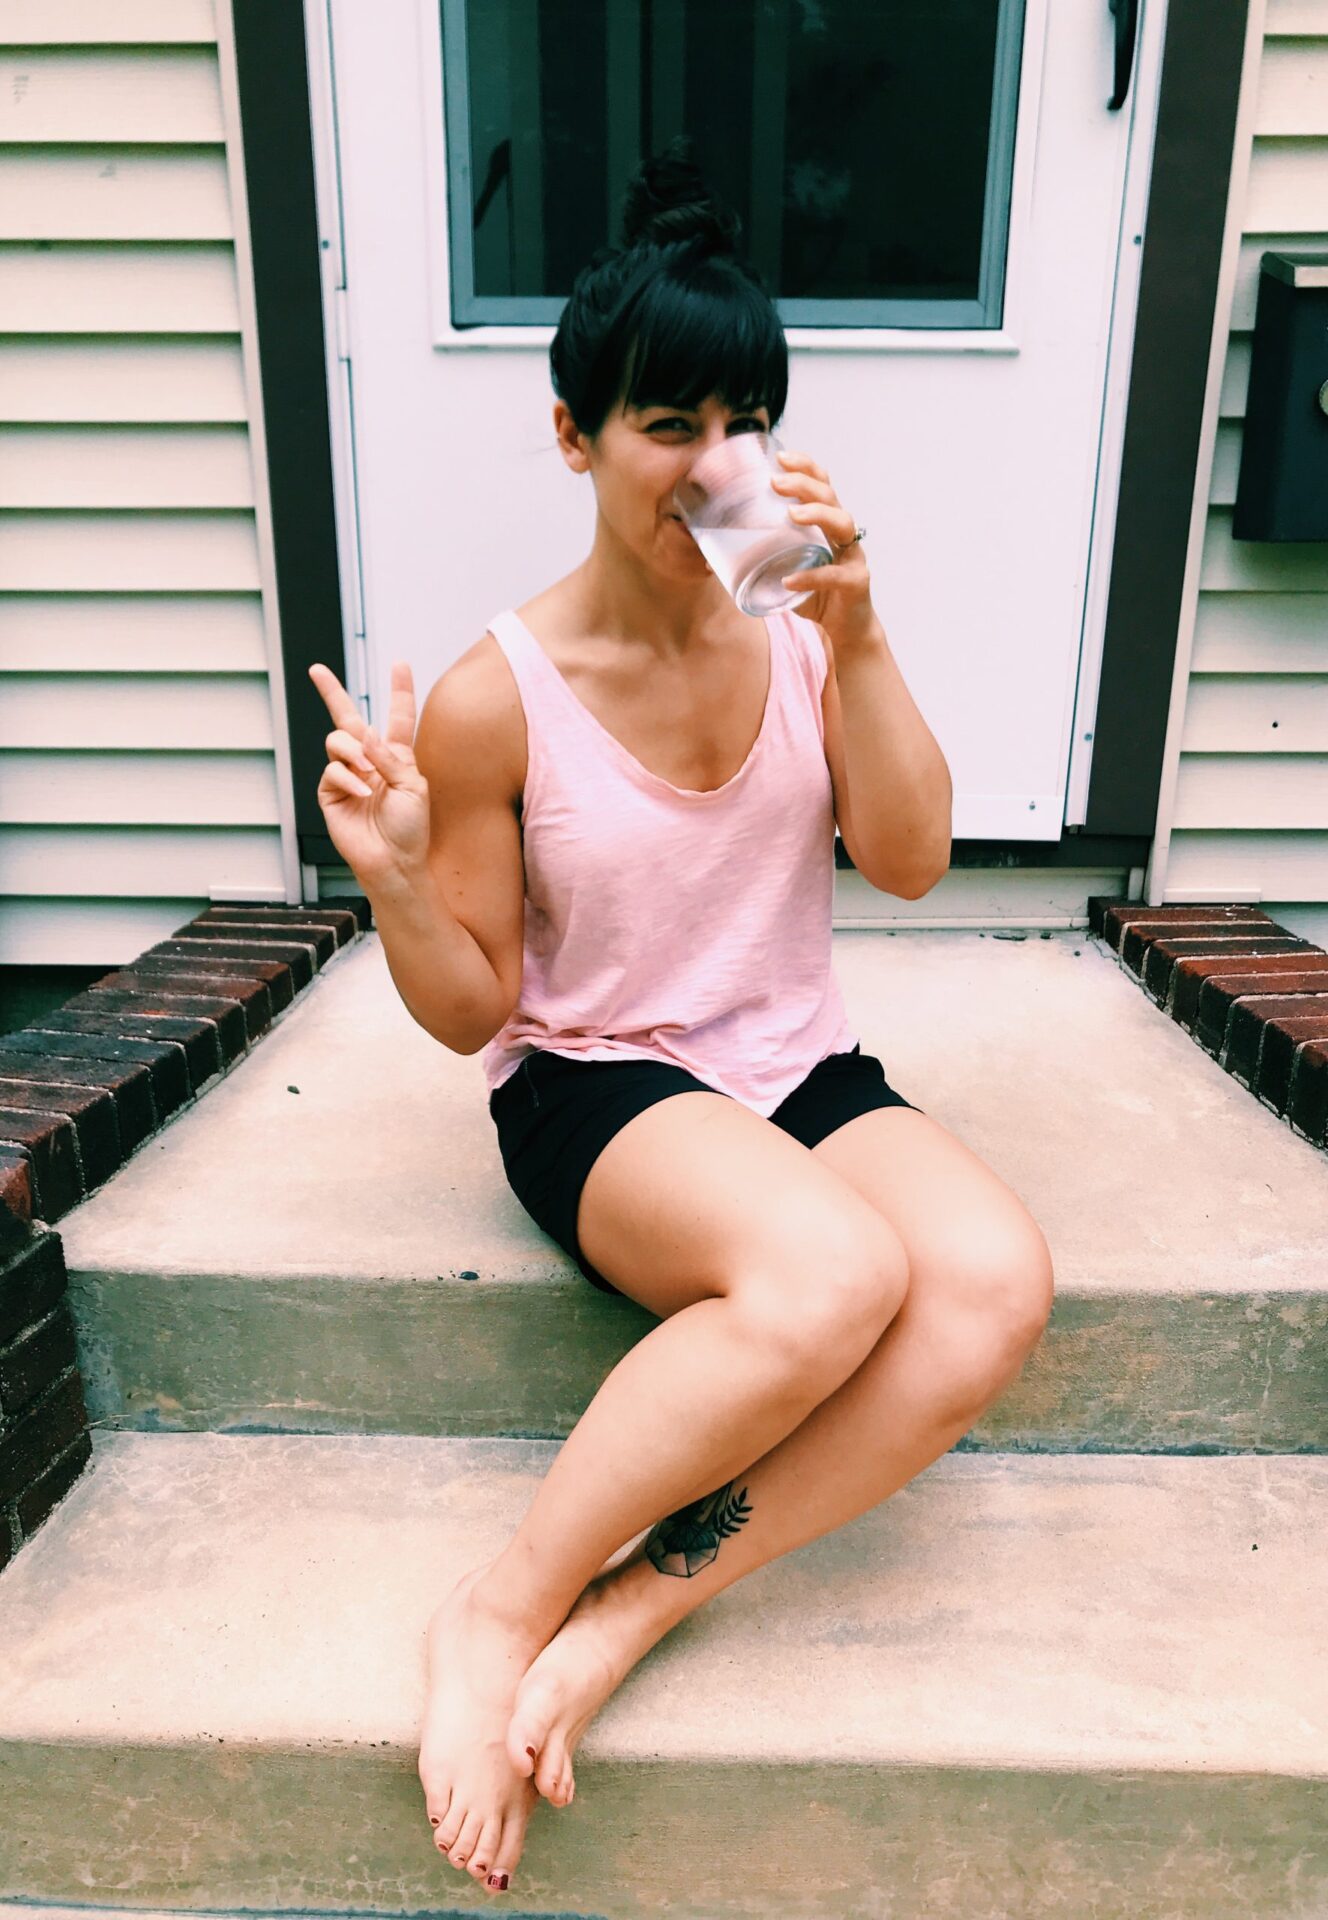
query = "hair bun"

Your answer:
(619, 136), (742, 257)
